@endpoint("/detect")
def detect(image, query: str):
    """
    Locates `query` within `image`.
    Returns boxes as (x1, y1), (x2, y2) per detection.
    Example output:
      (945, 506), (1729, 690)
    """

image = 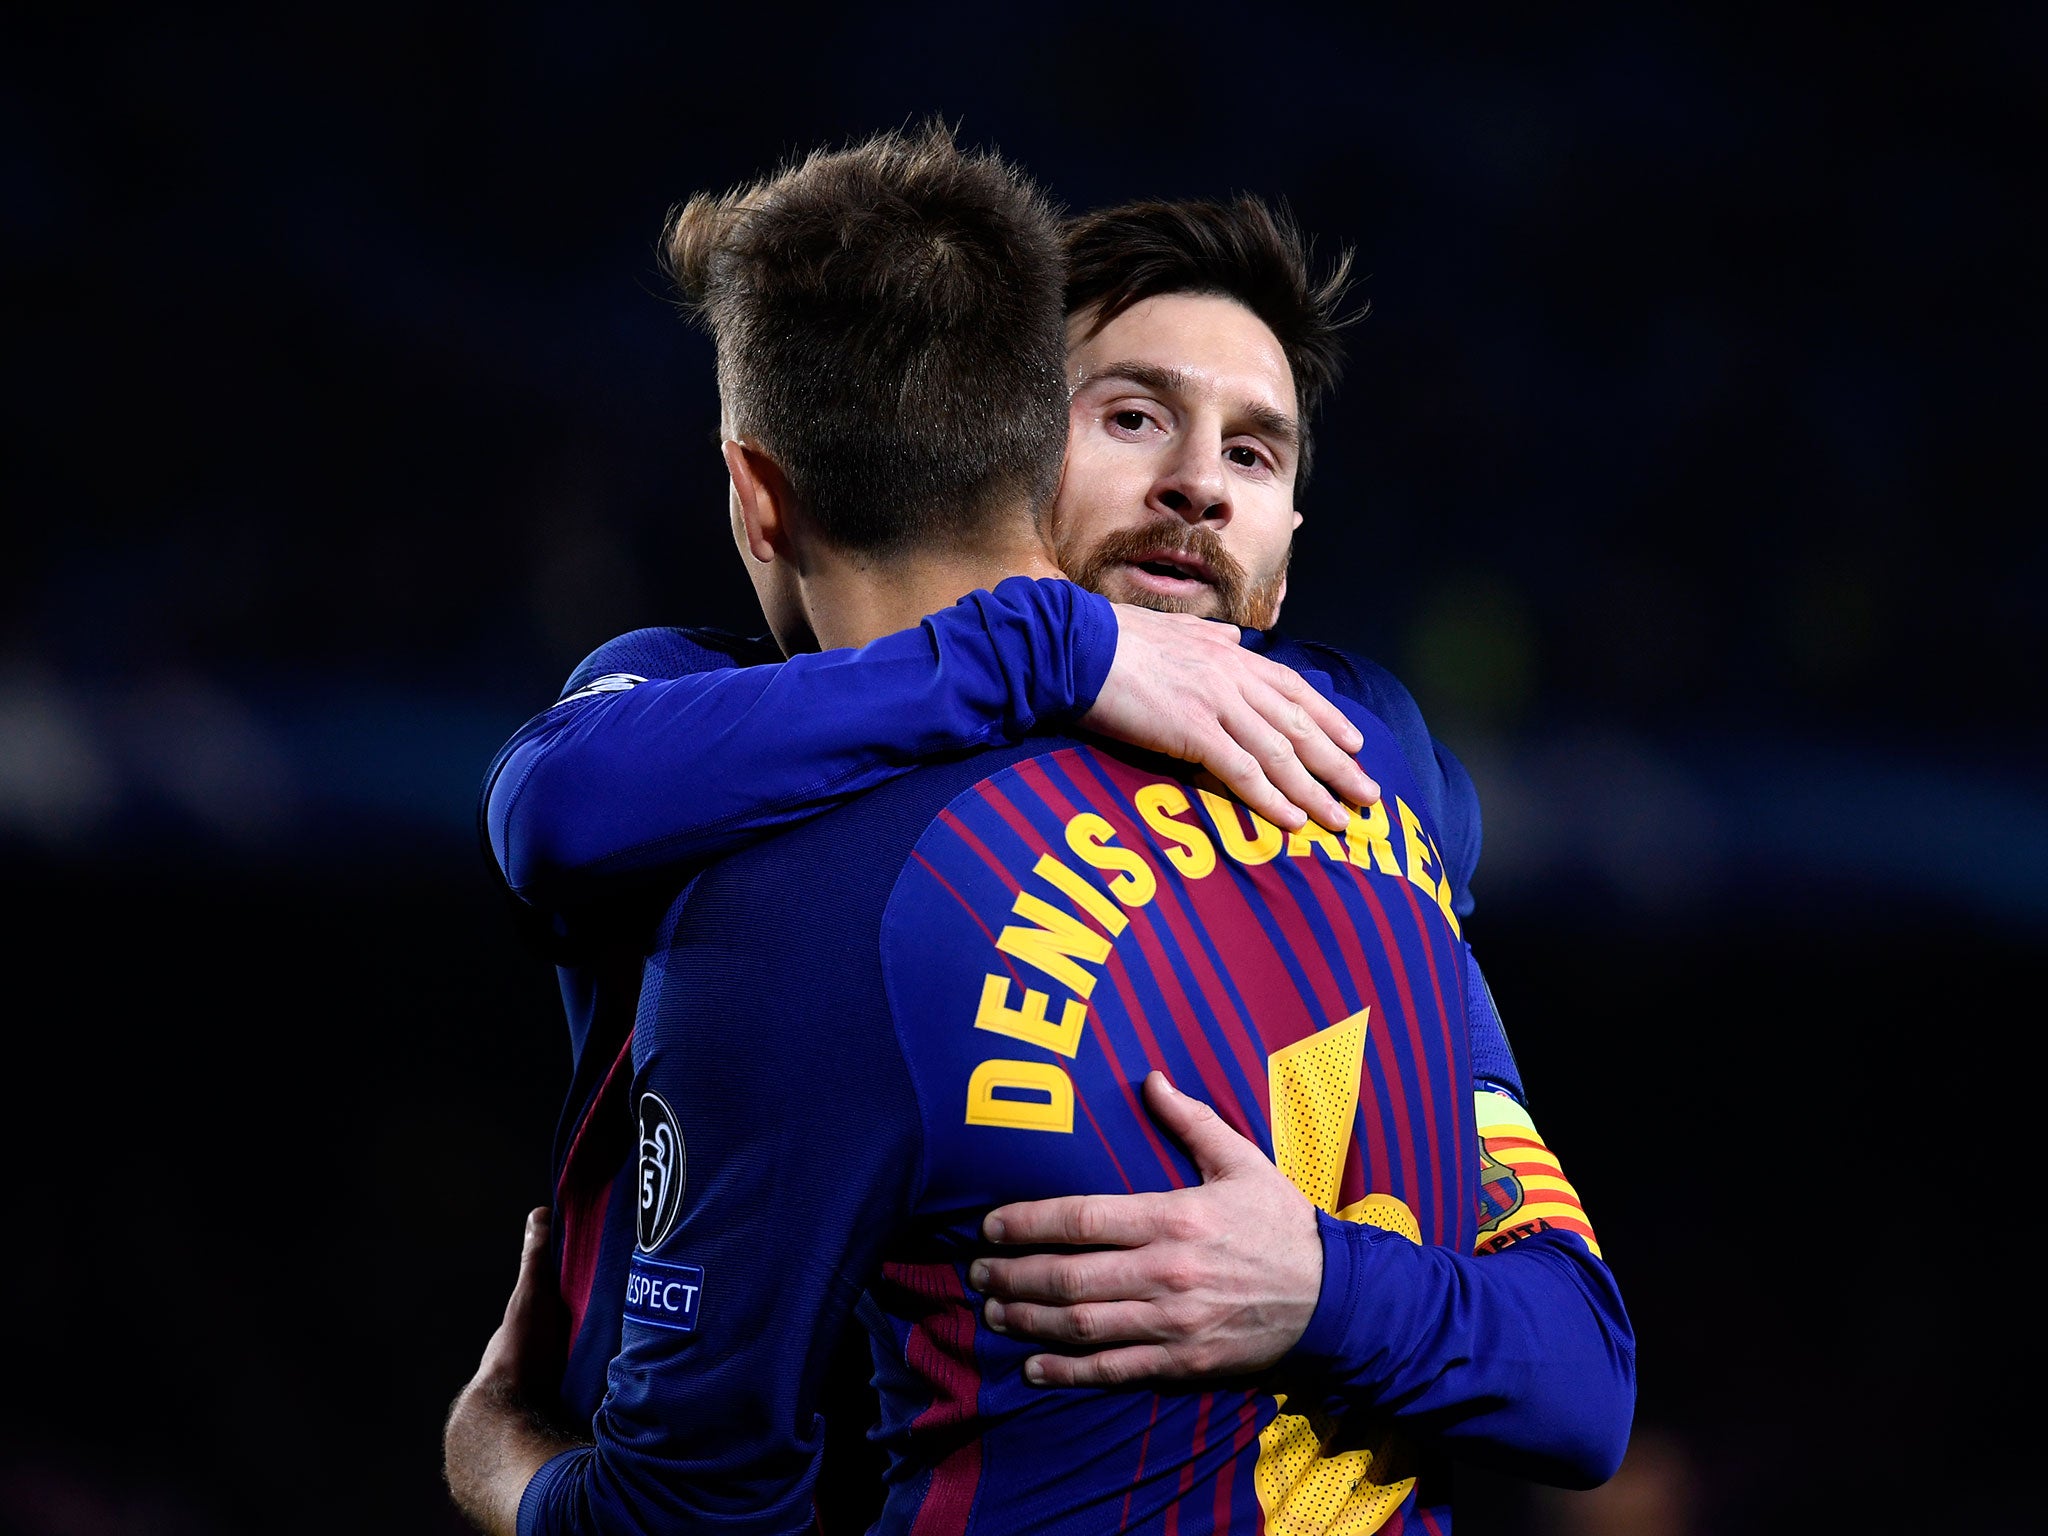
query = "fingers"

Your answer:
(1022, 1344), (1179, 1390)
(475, 1207), (560, 1393)
(504, 1207), (553, 1325)
(1194, 715), (1312, 832)
(1211, 674), (1376, 834)
(1088, 603), (1378, 830)
(1215, 696), (1350, 833)
(984, 1298), (1168, 1348)
(1142, 1072), (1257, 1180)
(521, 1206), (551, 1262)
(1245, 674), (1379, 810)
(983, 1191), (1165, 1249)
(971, 1242), (1163, 1307)
(1263, 663), (1364, 756)
(1237, 672), (1378, 818)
